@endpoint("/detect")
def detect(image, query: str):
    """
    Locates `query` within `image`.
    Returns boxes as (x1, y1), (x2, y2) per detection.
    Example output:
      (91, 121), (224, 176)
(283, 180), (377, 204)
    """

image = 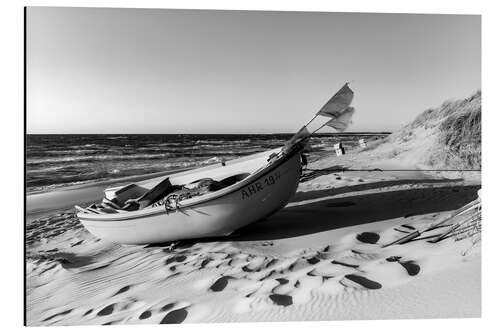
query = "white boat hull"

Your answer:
(78, 149), (302, 244)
